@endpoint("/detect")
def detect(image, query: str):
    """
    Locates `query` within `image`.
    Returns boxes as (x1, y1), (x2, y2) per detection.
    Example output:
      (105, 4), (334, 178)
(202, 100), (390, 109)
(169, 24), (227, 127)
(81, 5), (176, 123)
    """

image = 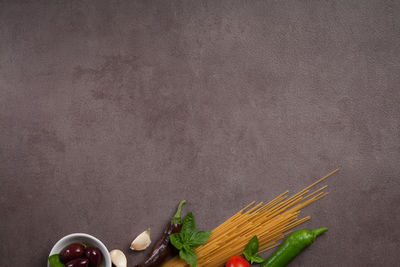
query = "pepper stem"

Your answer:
(311, 227), (328, 237)
(171, 200), (187, 224)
